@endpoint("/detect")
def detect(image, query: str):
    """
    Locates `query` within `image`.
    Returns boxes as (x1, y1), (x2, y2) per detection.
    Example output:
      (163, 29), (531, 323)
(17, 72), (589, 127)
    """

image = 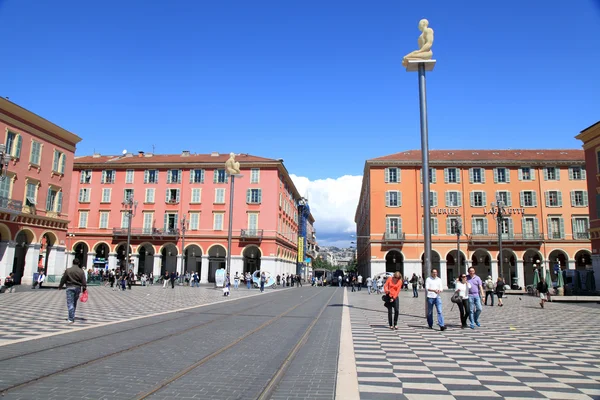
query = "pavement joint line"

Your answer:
(0, 287), (290, 348)
(256, 288), (340, 400)
(336, 287), (360, 400)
